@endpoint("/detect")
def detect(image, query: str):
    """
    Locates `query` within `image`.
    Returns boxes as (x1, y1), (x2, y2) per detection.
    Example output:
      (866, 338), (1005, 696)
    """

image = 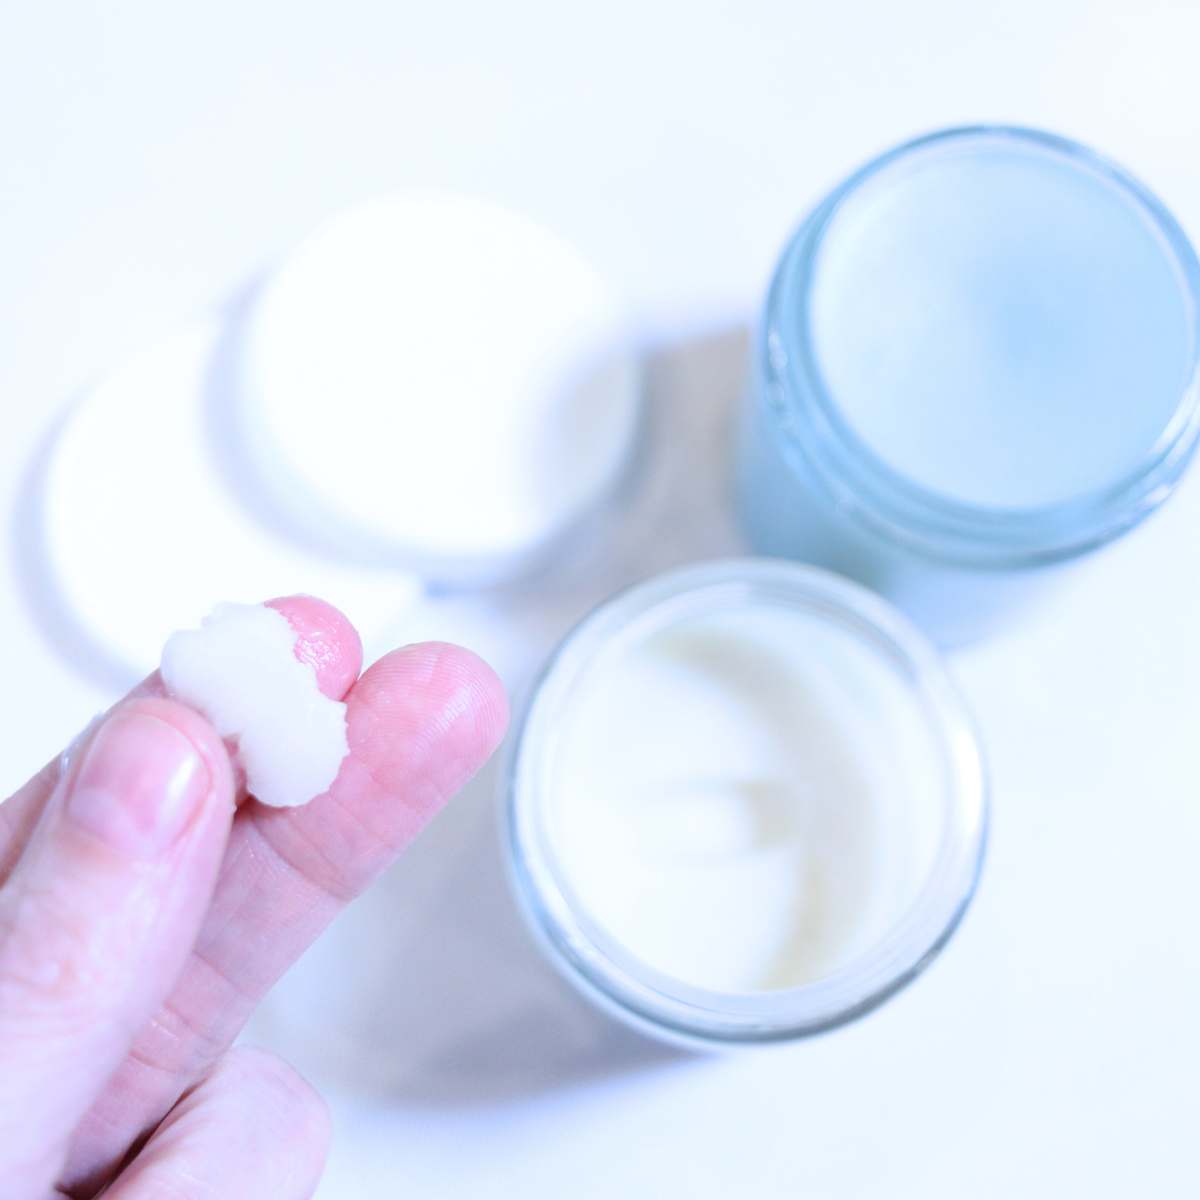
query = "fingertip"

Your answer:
(333, 642), (510, 845)
(266, 595), (363, 700)
(437, 642), (510, 759)
(354, 640), (509, 757)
